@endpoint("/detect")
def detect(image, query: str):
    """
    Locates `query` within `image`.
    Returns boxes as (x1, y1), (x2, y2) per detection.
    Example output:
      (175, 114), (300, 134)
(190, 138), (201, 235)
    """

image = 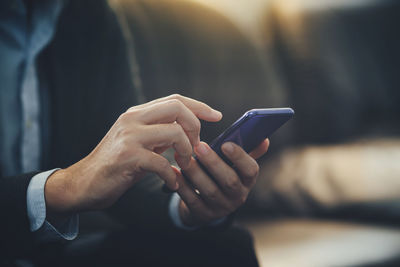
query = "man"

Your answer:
(0, 0), (268, 266)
